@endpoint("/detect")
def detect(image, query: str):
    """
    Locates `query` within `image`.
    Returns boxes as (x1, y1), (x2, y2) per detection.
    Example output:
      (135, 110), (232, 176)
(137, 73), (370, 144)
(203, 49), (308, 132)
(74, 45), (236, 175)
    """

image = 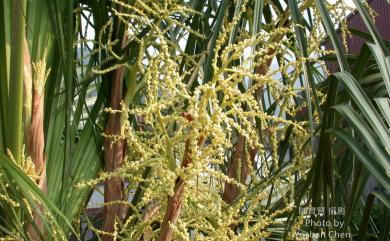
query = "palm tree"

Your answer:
(0, 0), (389, 240)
